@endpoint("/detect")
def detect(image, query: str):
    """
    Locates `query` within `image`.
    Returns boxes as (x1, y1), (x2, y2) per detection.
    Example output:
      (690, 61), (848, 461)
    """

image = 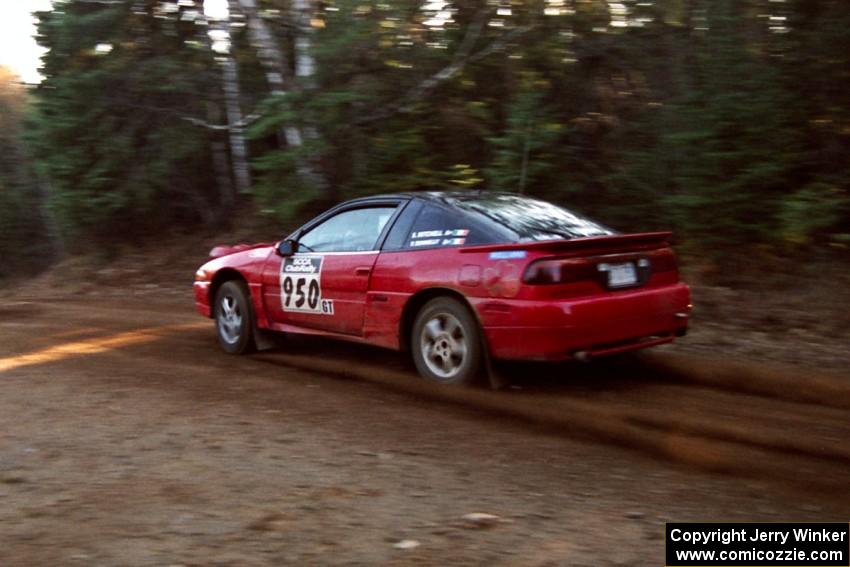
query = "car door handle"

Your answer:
(354, 267), (372, 276)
